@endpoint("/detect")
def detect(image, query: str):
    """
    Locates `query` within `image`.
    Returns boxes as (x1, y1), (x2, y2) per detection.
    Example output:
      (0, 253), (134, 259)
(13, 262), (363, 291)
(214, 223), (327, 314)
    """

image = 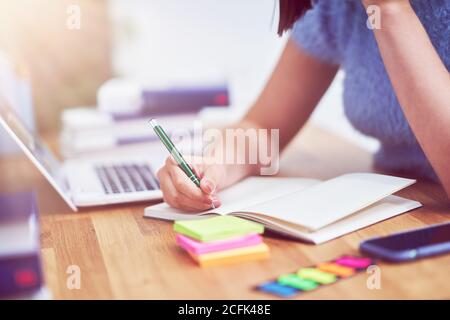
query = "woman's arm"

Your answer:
(245, 39), (339, 151)
(363, 0), (450, 197)
(156, 39), (339, 210)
